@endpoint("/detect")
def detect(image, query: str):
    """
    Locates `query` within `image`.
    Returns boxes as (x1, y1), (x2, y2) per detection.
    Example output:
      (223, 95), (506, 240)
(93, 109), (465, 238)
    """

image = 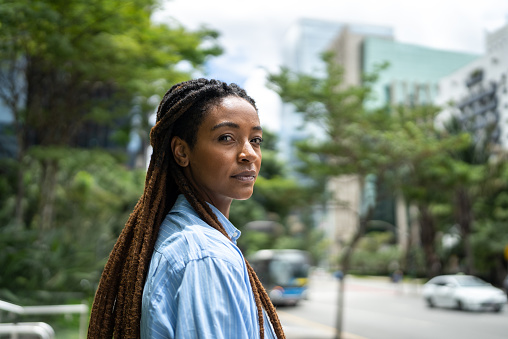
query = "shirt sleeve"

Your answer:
(174, 256), (258, 339)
